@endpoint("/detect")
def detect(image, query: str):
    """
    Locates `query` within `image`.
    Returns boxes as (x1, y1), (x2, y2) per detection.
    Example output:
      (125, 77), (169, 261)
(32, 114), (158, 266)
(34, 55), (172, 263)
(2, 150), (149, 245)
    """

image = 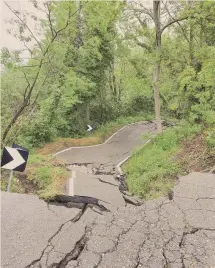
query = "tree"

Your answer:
(2, 1), (80, 143)
(127, 0), (191, 132)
